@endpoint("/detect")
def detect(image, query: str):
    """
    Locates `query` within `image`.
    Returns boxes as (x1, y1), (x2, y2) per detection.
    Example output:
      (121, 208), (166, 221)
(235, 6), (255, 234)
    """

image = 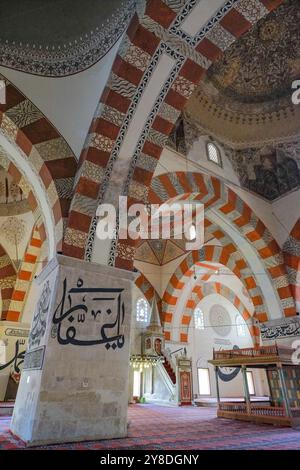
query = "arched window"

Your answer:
(194, 307), (204, 330)
(206, 142), (222, 166)
(136, 298), (149, 323)
(236, 315), (246, 337)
